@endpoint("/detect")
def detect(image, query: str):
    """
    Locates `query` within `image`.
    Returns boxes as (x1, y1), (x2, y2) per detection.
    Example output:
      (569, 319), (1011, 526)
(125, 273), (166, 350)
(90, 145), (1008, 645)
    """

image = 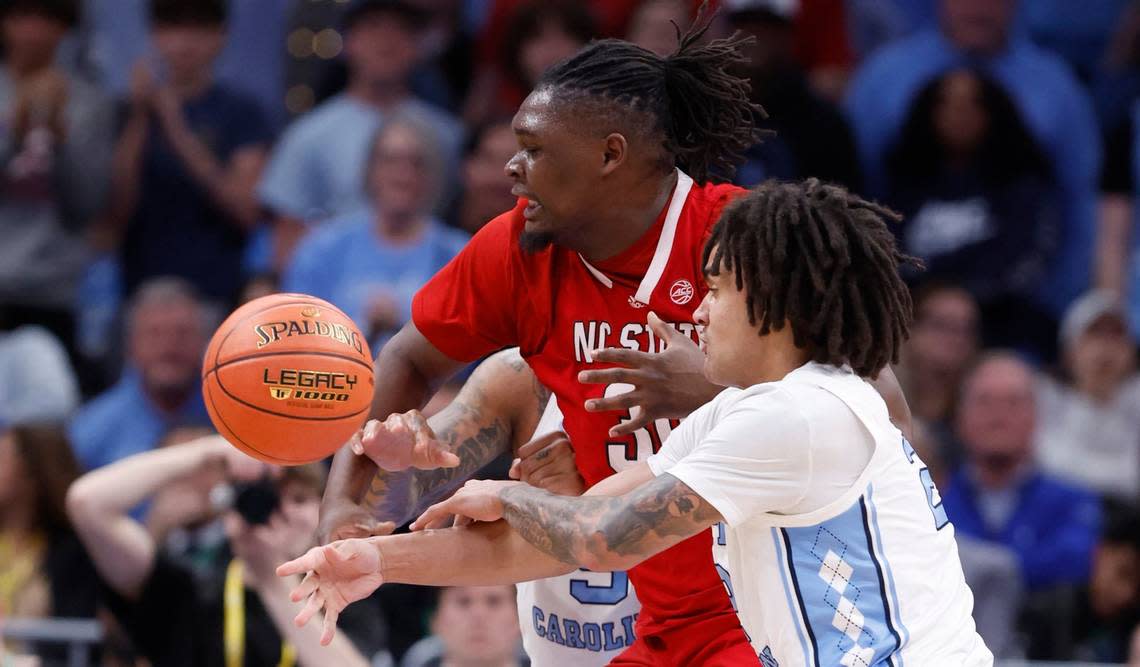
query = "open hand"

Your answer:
(509, 431), (585, 496)
(410, 479), (522, 531)
(578, 311), (718, 436)
(277, 539), (385, 645)
(352, 411), (459, 472)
